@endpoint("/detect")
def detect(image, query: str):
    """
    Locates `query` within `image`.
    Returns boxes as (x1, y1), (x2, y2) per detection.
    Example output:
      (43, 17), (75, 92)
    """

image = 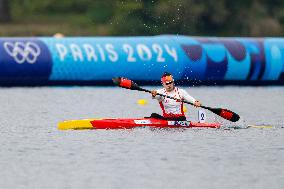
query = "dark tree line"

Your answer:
(1, 0), (283, 36)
